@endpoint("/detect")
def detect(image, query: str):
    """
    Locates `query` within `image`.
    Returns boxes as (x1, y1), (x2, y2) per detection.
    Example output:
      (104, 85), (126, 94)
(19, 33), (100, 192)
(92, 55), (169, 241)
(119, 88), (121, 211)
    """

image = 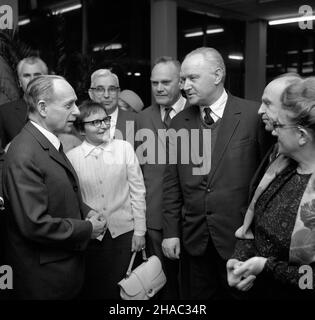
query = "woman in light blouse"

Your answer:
(67, 100), (146, 299)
